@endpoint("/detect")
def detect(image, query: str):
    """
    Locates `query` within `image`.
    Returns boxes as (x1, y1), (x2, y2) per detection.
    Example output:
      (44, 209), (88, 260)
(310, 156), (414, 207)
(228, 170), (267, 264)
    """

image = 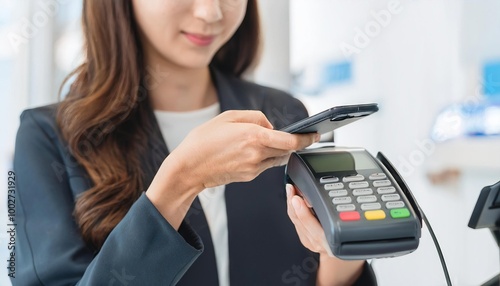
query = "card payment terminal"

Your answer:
(285, 146), (422, 260)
